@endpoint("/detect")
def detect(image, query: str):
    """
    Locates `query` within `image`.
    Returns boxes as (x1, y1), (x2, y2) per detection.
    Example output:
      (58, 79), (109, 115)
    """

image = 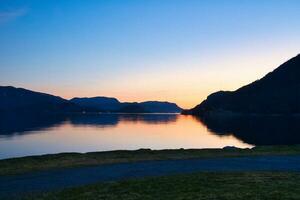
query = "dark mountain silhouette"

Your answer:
(116, 101), (182, 113)
(0, 86), (182, 114)
(139, 101), (182, 113)
(117, 103), (148, 113)
(0, 86), (83, 114)
(70, 97), (121, 111)
(70, 97), (182, 113)
(183, 54), (300, 116)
